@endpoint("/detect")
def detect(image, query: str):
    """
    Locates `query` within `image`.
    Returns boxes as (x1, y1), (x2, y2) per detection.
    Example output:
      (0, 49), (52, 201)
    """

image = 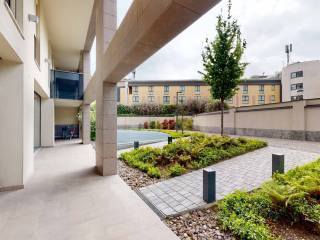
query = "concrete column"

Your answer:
(96, 83), (117, 175)
(95, 0), (117, 175)
(292, 100), (306, 140)
(41, 99), (55, 147)
(82, 104), (91, 145)
(292, 100), (306, 131)
(83, 51), (91, 90)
